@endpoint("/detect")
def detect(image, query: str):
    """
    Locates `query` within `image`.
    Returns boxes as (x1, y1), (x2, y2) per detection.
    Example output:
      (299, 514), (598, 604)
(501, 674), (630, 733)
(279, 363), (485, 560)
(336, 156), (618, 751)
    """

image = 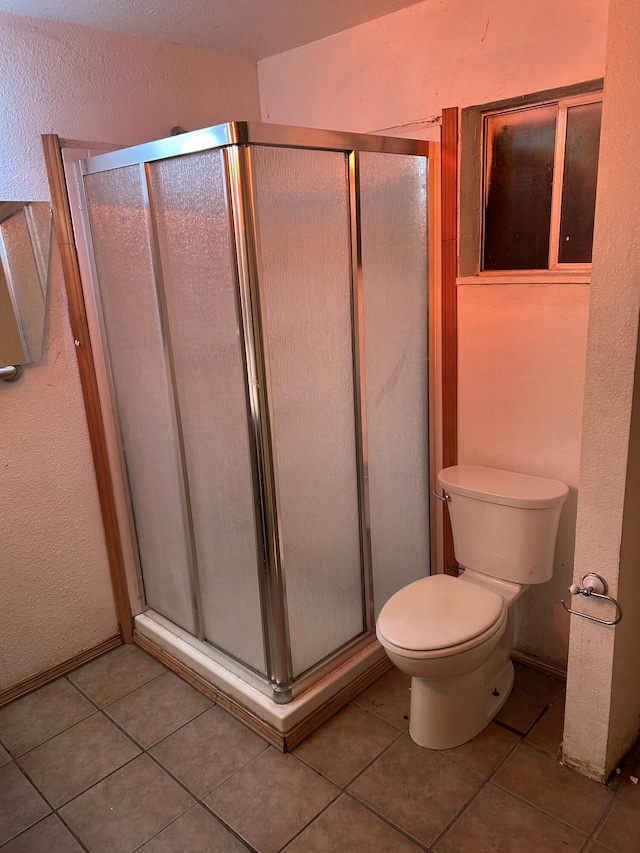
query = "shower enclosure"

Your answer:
(68, 122), (431, 733)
